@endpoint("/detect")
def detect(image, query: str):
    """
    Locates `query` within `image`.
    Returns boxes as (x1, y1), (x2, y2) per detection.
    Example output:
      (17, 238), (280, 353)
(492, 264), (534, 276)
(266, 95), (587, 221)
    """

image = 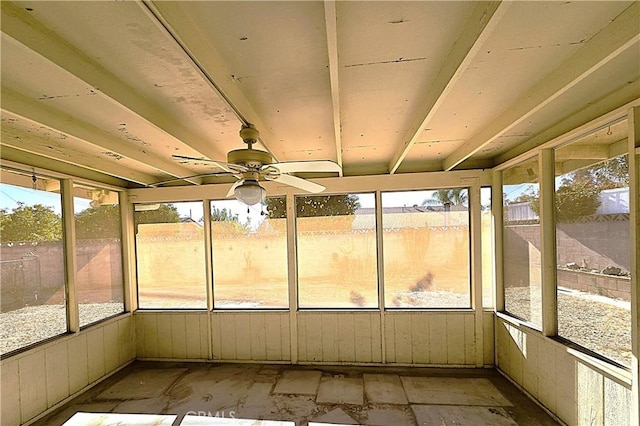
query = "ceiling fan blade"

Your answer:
(151, 173), (224, 187)
(172, 154), (247, 174)
(226, 180), (243, 198)
(266, 173), (325, 193)
(265, 160), (342, 174)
